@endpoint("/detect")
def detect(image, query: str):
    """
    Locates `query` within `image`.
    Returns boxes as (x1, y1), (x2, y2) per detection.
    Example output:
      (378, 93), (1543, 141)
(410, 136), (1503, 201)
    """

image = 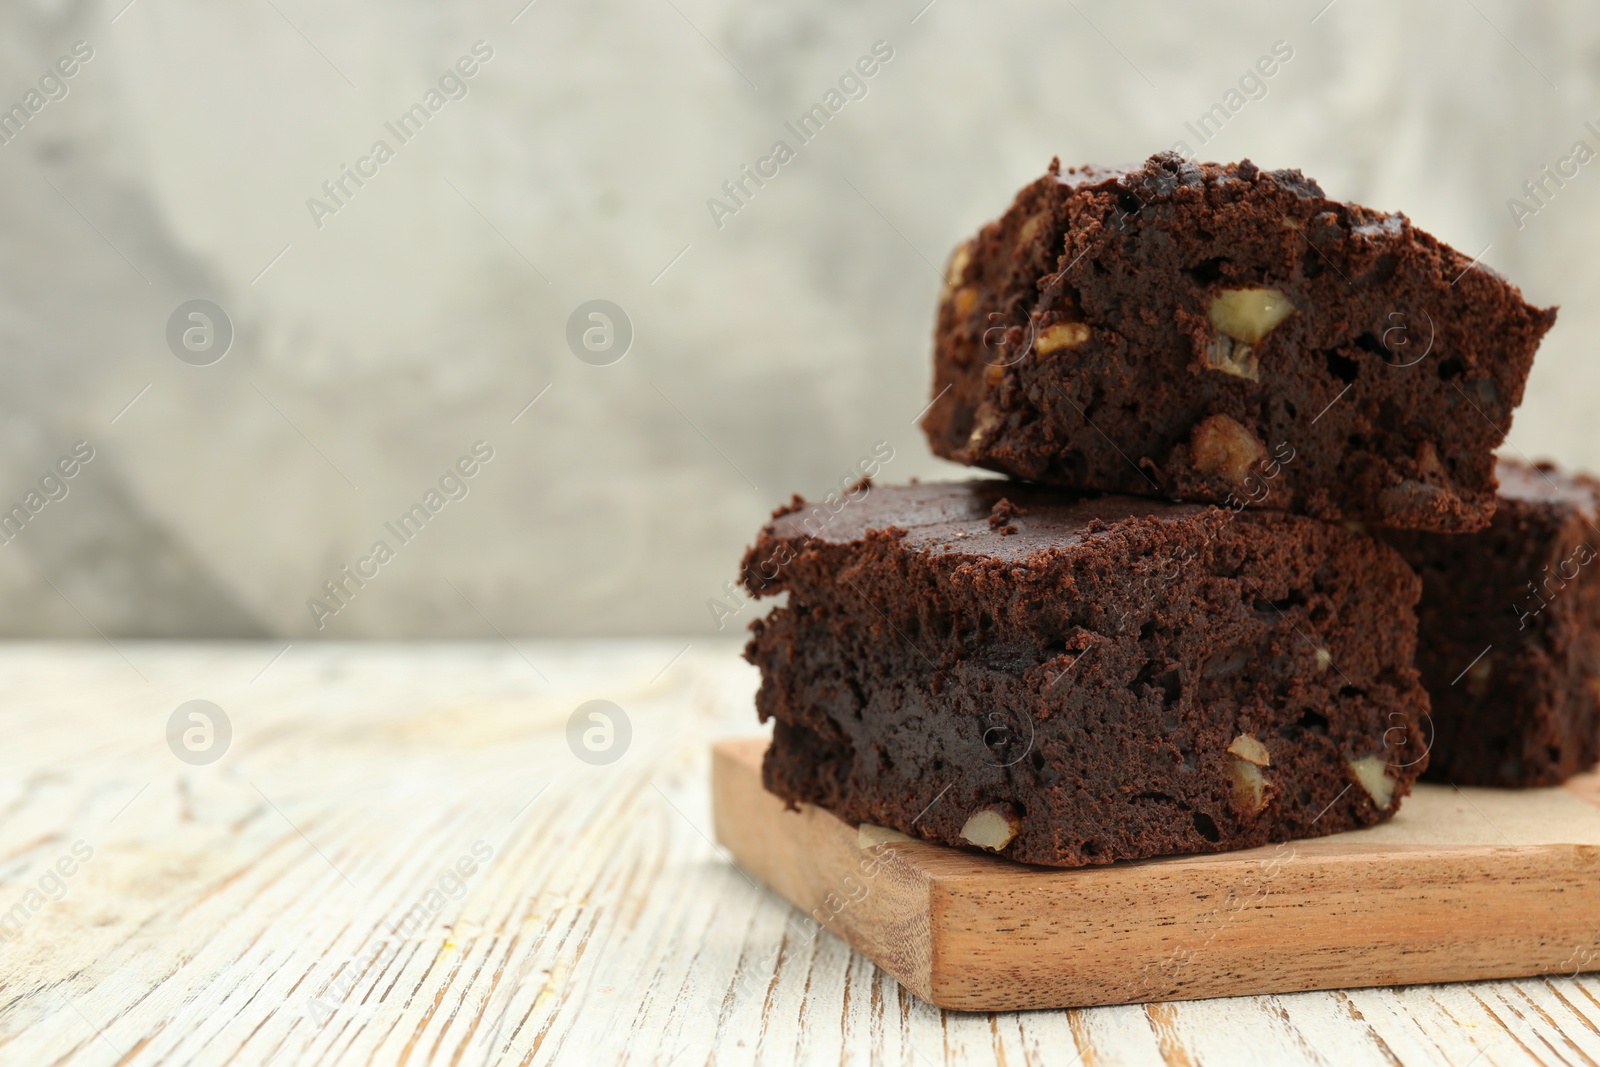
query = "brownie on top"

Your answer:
(1384, 458), (1600, 787)
(742, 480), (1430, 867)
(922, 153), (1556, 532)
